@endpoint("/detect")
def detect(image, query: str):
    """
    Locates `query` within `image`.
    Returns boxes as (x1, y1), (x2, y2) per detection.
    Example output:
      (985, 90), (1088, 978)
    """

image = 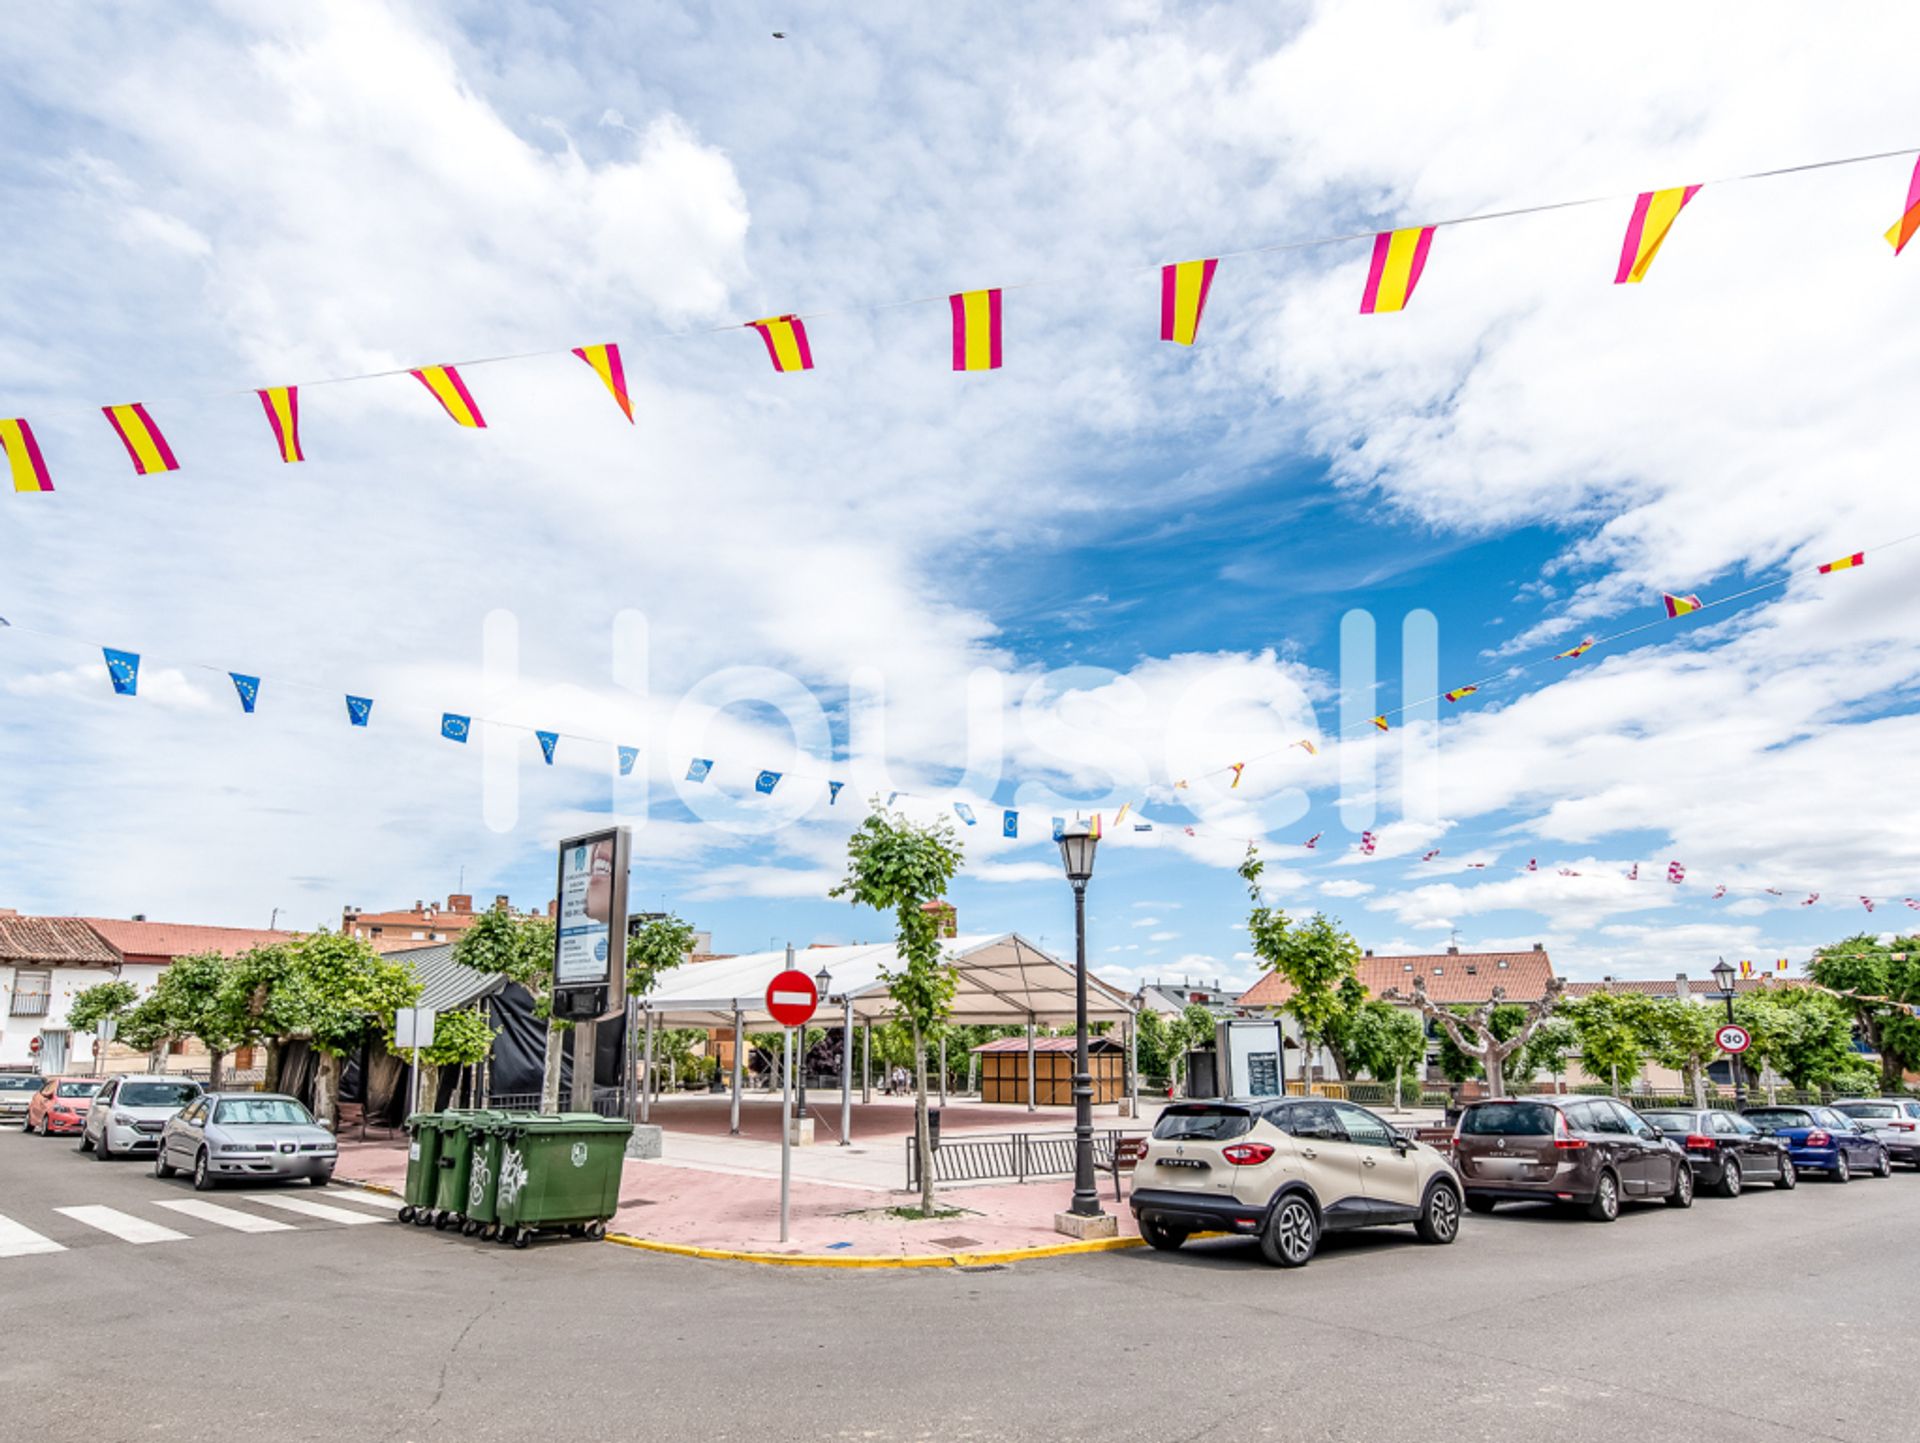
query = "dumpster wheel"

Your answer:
(512, 1227), (532, 1250)
(397, 1205), (415, 1225)
(481, 1224), (499, 1241)
(586, 1220), (606, 1241)
(461, 1219), (481, 1237)
(433, 1211), (452, 1231)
